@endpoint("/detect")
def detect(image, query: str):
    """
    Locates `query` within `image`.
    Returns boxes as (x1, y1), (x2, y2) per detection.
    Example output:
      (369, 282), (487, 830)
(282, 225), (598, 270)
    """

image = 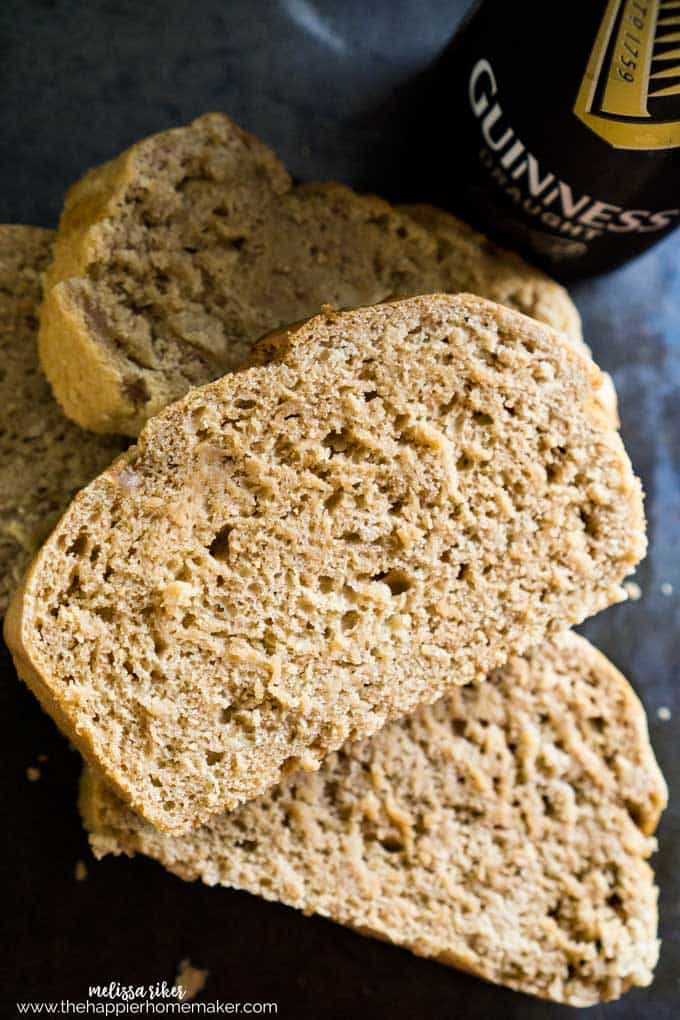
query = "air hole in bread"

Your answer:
(322, 429), (350, 455)
(379, 836), (404, 854)
(579, 508), (600, 539)
(67, 533), (88, 557)
(152, 631), (167, 655)
(236, 839), (258, 852)
(473, 411), (493, 427)
(371, 570), (411, 596)
(209, 526), (232, 561)
(324, 491), (342, 512)
(341, 610), (359, 632)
